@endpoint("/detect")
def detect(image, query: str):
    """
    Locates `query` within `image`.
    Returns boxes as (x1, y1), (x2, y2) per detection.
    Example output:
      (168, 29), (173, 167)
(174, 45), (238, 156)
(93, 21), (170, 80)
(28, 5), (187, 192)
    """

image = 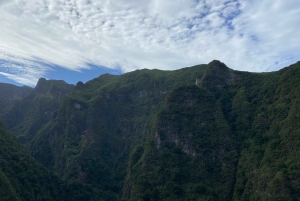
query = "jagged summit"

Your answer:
(1, 61), (300, 200)
(34, 77), (75, 94)
(0, 78), (75, 144)
(208, 60), (229, 69)
(75, 81), (85, 90)
(197, 60), (239, 94)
